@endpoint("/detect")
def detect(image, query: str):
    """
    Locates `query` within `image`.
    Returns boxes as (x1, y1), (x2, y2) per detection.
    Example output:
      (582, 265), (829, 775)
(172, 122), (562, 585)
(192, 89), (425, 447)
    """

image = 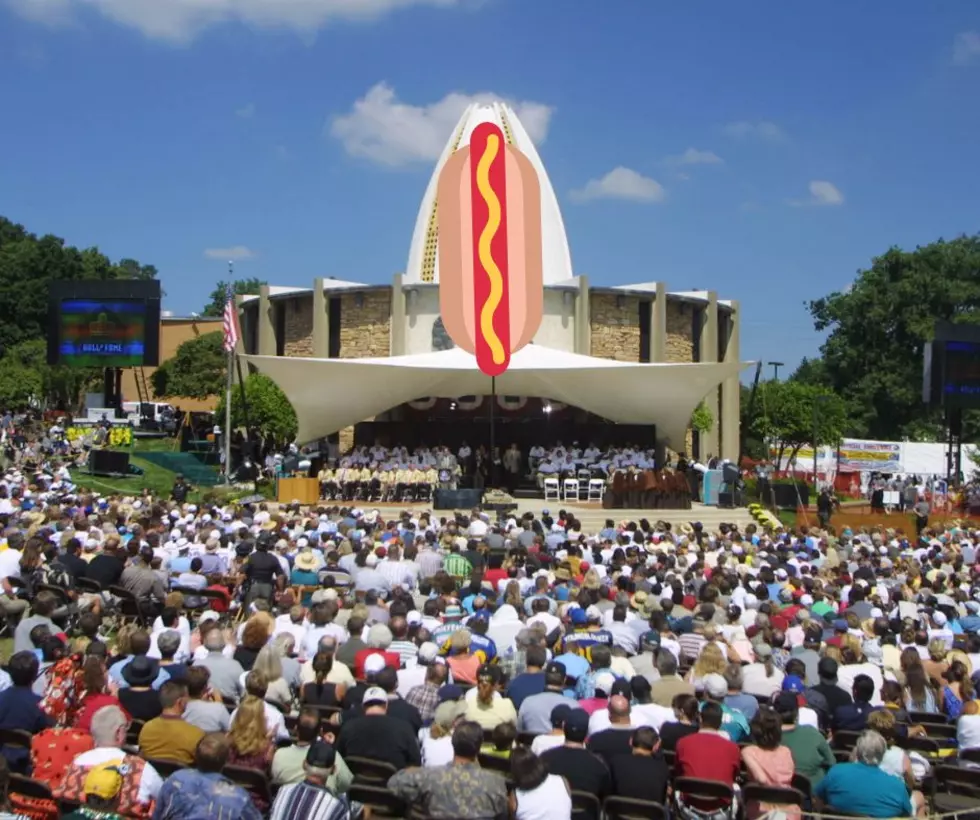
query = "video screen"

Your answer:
(942, 340), (980, 407)
(59, 299), (147, 367)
